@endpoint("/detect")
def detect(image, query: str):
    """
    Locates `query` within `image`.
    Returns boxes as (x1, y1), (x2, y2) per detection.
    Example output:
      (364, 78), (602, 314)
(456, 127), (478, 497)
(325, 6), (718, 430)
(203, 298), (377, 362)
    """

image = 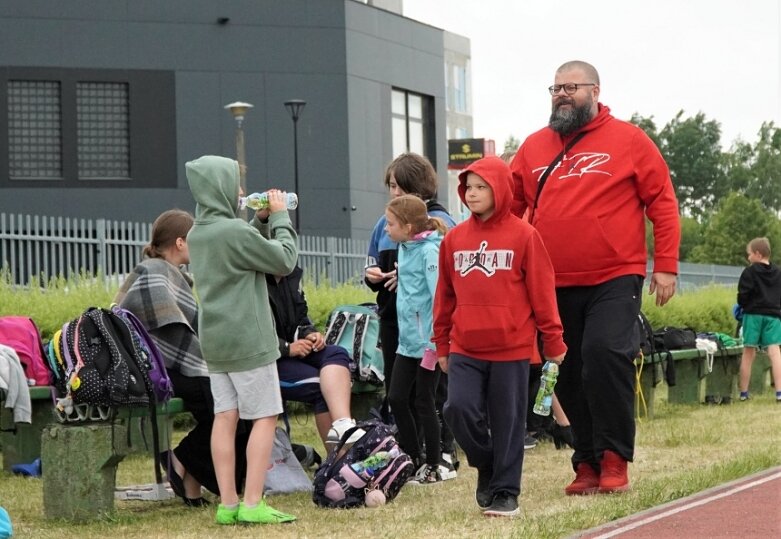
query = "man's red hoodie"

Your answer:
(511, 104), (680, 287)
(433, 156), (566, 362)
